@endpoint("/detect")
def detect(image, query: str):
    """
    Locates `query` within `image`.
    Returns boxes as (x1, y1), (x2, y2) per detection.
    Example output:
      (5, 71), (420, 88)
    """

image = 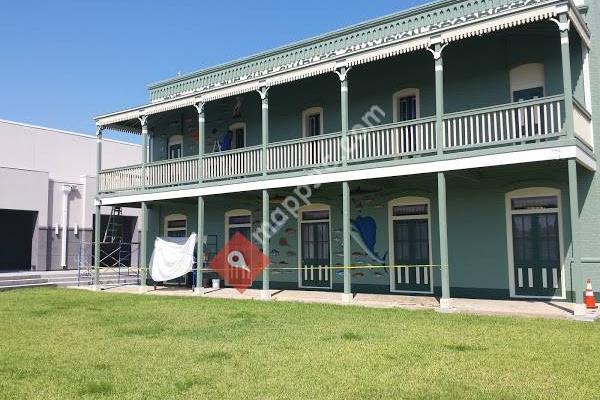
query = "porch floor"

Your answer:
(70, 285), (599, 321)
